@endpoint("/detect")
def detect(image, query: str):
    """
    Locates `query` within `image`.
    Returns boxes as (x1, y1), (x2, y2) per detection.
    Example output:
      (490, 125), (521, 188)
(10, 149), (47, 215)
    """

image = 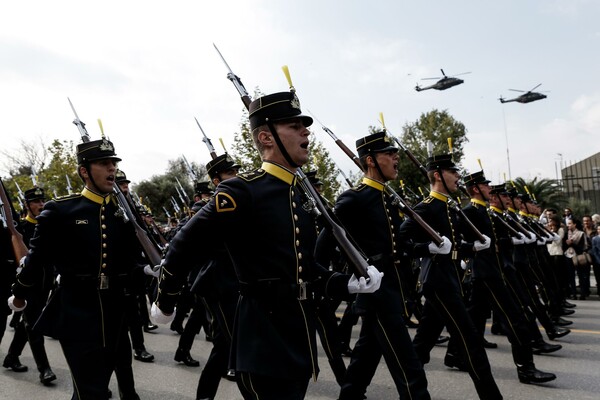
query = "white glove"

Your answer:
(536, 239), (546, 246)
(460, 260), (468, 270)
(347, 265), (384, 294)
(151, 302), (175, 325)
(552, 233), (561, 242)
(473, 234), (491, 252)
(16, 256), (26, 274)
(7, 295), (26, 312)
(511, 235), (524, 245)
(428, 236), (452, 255)
(523, 232), (536, 244)
(144, 264), (161, 278)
